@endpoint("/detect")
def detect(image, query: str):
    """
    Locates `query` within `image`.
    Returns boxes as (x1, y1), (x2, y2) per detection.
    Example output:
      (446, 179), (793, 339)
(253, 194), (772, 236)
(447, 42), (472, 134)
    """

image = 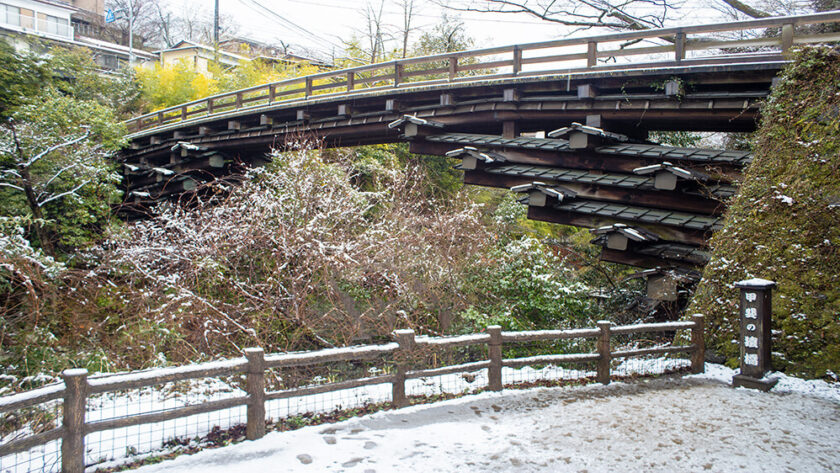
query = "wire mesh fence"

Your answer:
(0, 319), (703, 473)
(0, 398), (63, 473)
(82, 376), (247, 470)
